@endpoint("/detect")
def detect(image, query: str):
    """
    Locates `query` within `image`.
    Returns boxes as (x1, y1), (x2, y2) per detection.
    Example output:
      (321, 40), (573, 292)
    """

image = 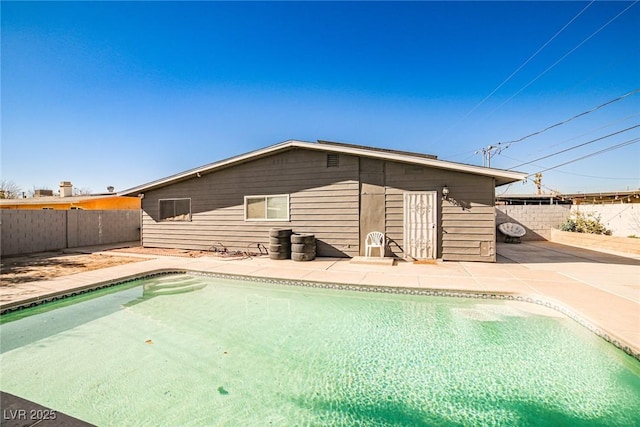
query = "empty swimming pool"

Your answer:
(1, 273), (639, 426)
